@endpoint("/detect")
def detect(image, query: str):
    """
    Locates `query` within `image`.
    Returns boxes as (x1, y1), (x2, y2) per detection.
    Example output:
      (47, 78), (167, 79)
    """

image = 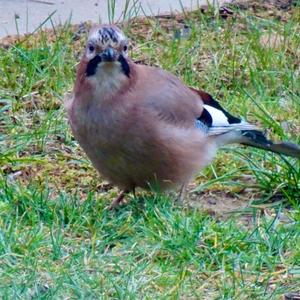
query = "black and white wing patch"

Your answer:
(195, 107), (212, 132)
(196, 101), (258, 136)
